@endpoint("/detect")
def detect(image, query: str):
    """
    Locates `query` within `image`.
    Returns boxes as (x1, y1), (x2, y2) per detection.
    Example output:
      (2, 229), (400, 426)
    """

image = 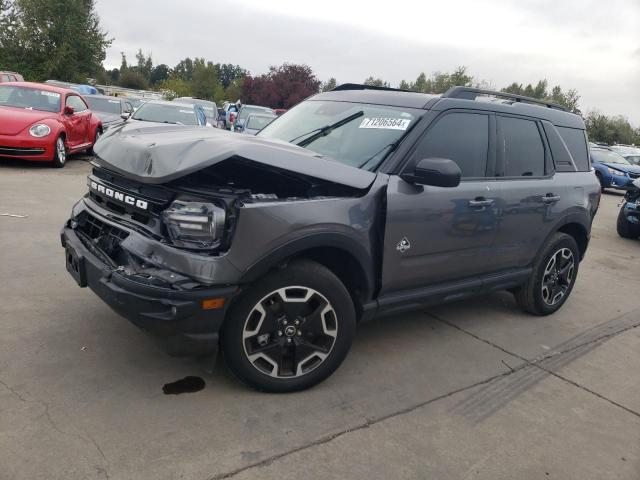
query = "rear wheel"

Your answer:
(617, 206), (640, 239)
(514, 233), (579, 315)
(221, 260), (356, 392)
(51, 136), (66, 168)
